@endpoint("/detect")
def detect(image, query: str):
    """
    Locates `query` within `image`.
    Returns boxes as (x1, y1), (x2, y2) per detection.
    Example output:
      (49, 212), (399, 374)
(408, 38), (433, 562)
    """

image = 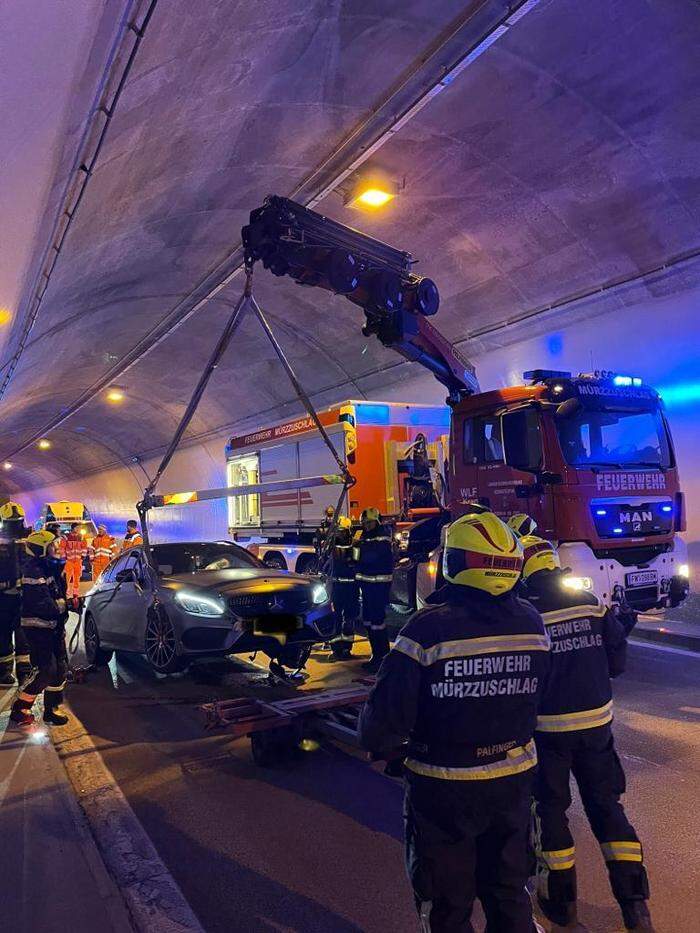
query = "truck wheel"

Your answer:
(263, 553), (287, 571)
(84, 613), (113, 666)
